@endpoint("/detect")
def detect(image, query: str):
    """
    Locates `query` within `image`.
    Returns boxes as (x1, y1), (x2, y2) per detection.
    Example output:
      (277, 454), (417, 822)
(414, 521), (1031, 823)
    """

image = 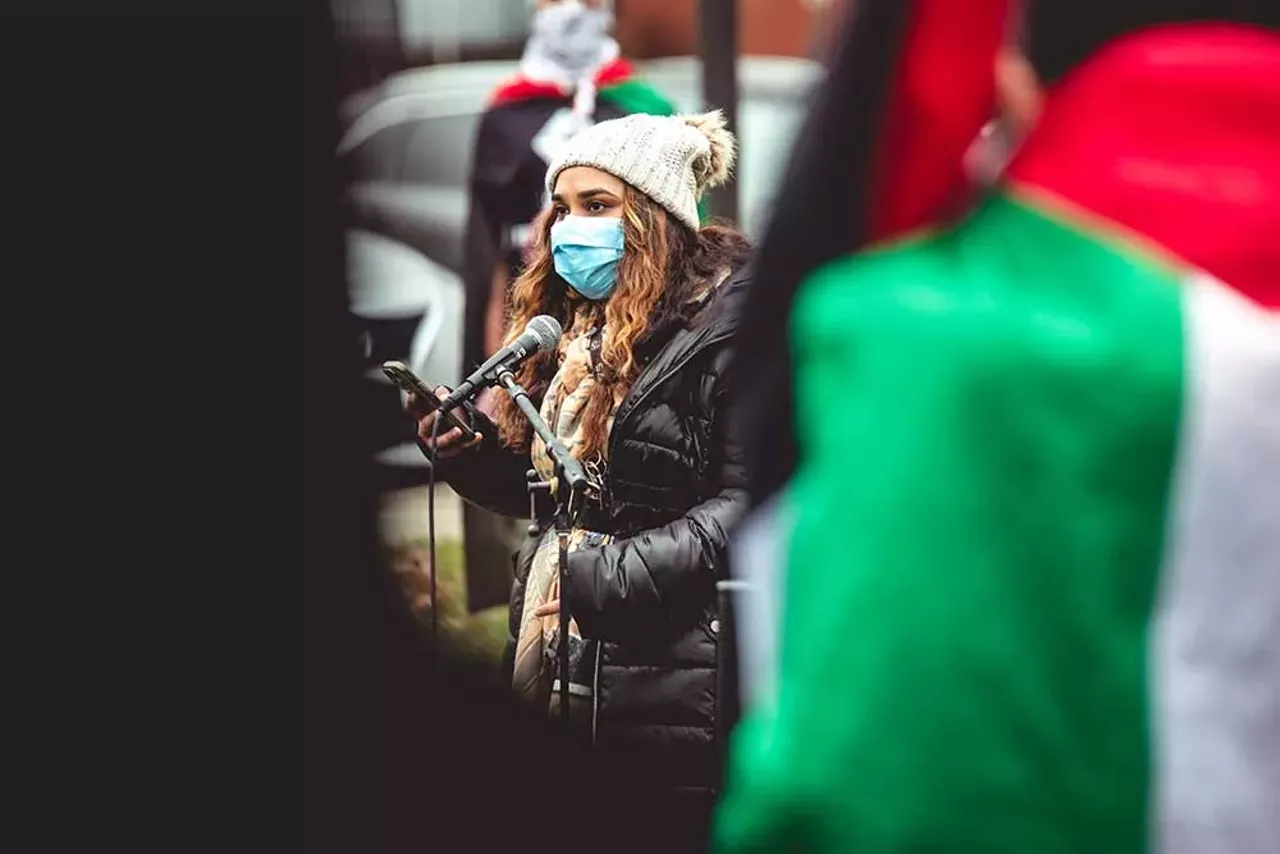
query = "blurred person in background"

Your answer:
(459, 0), (685, 615)
(416, 110), (751, 850)
(463, 0), (685, 371)
(718, 0), (1279, 851)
